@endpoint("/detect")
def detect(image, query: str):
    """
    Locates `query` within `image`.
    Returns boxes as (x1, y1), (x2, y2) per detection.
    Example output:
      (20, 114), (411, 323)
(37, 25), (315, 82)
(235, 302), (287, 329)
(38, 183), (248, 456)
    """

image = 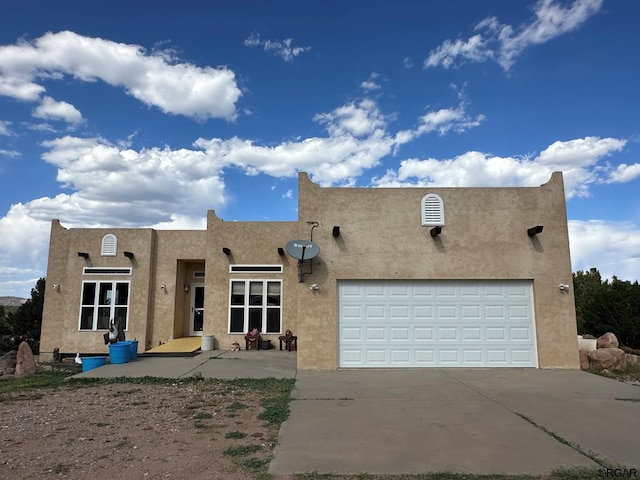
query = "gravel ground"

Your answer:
(0, 378), (291, 480)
